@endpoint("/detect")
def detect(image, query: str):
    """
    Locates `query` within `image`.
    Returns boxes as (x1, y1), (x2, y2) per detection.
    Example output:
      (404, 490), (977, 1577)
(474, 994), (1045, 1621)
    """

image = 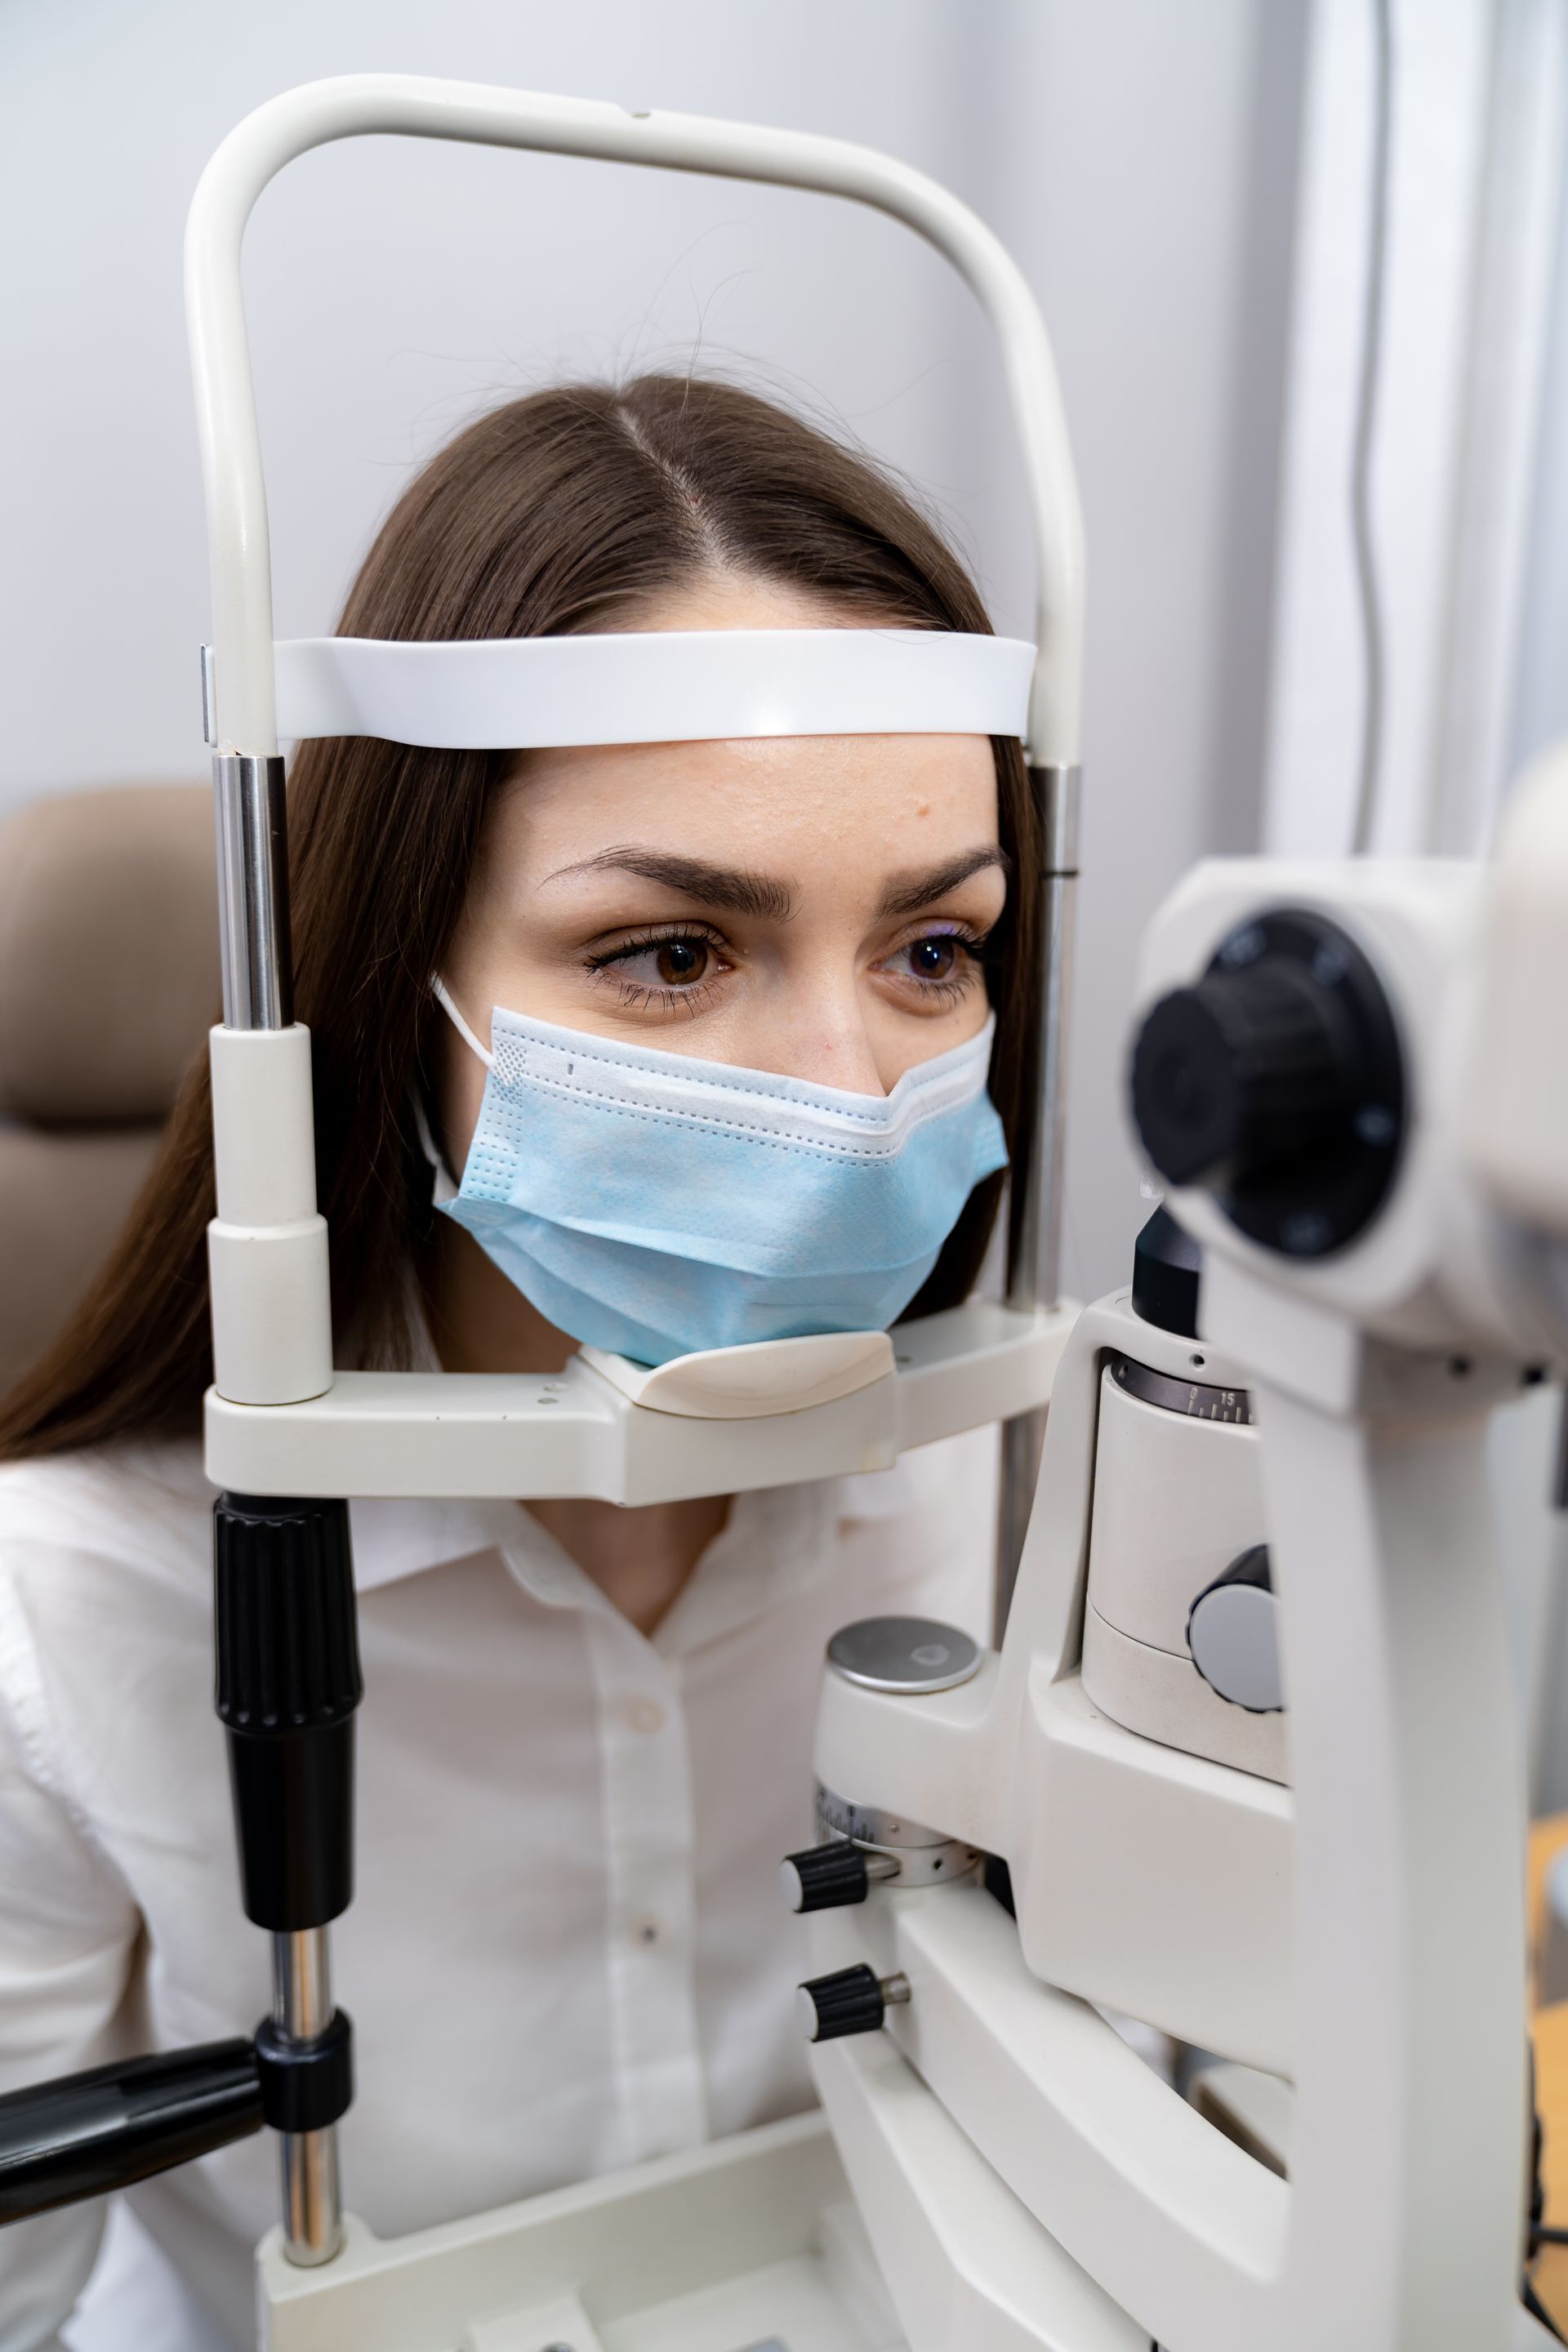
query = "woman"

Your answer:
(0, 374), (1039, 2347)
